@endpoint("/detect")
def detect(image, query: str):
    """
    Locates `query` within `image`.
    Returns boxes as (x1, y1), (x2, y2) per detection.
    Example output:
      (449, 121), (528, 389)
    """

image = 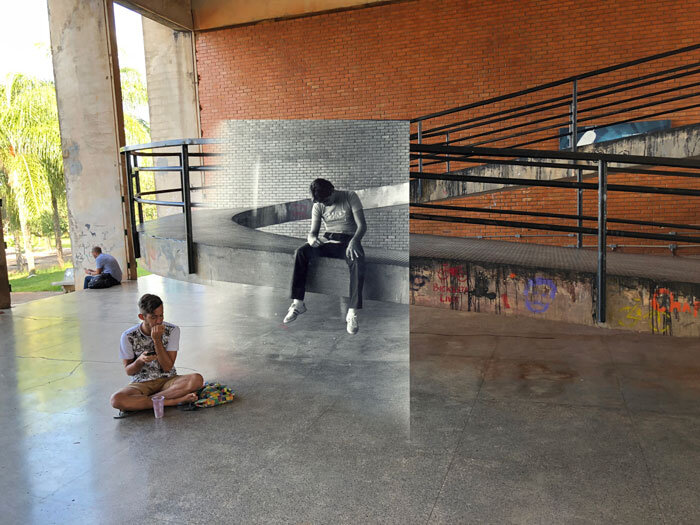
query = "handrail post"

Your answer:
(445, 131), (450, 173)
(180, 143), (195, 274)
(417, 121), (423, 197)
(596, 159), (607, 324)
(571, 79), (583, 249)
(125, 151), (140, 259)
(417, 121), (423, 172)
(133, 154), (144, 224)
